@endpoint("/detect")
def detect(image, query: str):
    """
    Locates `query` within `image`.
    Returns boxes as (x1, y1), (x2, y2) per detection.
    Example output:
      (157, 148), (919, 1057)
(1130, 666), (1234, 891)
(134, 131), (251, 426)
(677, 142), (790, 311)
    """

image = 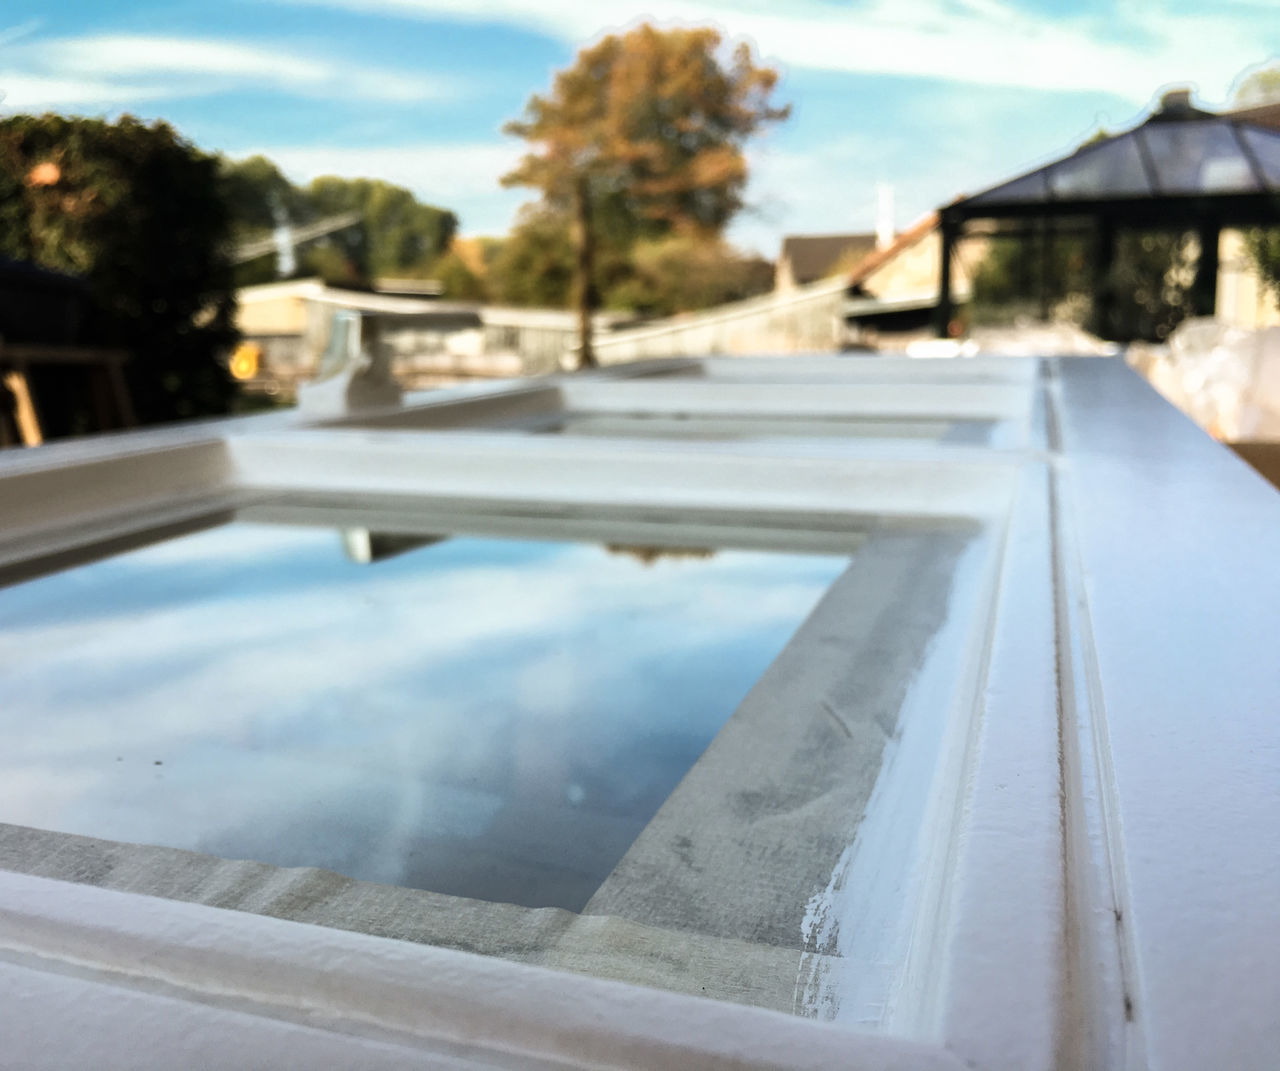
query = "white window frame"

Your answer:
(1, 354), (1276, 1071)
